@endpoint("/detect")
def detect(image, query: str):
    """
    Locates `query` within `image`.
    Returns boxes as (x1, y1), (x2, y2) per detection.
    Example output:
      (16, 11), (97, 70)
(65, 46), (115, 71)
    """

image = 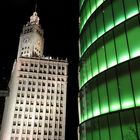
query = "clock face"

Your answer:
(23, 37), (30, 43)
